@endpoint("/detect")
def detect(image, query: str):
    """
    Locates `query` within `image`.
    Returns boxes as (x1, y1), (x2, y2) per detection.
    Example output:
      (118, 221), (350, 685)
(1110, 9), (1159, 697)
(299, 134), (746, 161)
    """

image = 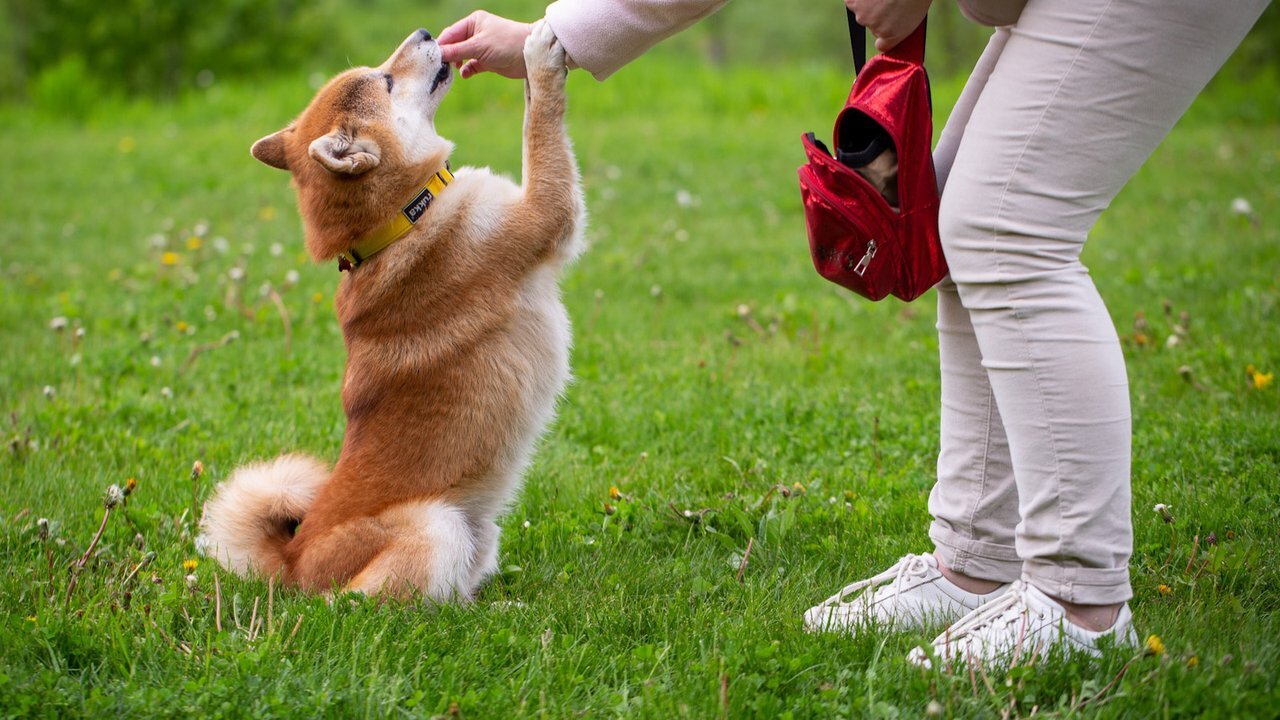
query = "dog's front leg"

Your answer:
(499, 20), (581, 264)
